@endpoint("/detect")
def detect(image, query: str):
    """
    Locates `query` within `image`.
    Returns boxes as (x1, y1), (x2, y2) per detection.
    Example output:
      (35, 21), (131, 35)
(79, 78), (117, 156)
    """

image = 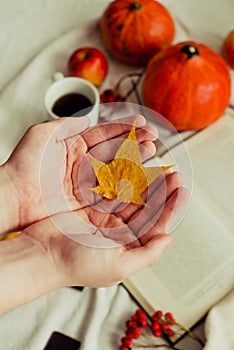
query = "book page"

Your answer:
(152, 192), (234, 303)
(182, 112), (234, 231)
(123, 112), (234, 330)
